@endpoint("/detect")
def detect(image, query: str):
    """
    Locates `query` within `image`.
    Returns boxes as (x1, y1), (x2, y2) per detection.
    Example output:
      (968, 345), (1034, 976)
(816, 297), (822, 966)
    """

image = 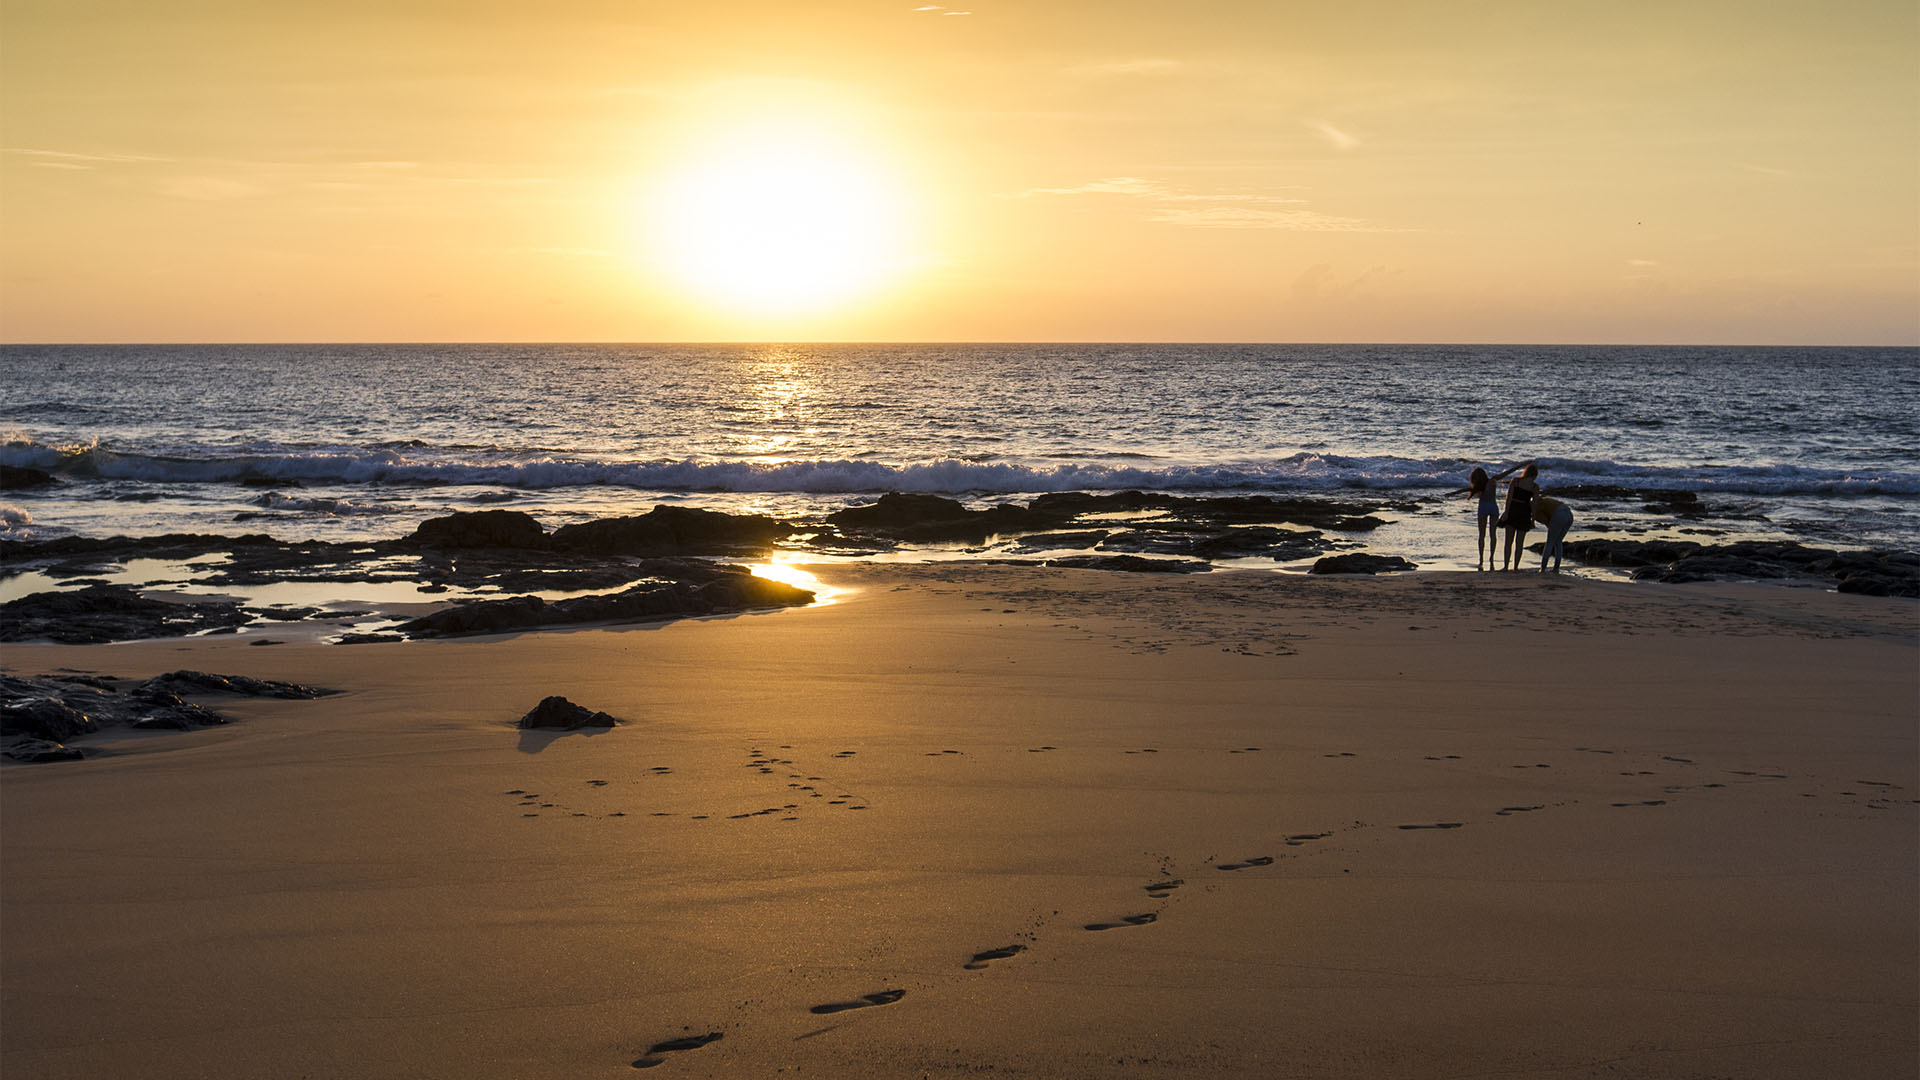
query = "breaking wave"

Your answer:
(4, 439), (1915, 498)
